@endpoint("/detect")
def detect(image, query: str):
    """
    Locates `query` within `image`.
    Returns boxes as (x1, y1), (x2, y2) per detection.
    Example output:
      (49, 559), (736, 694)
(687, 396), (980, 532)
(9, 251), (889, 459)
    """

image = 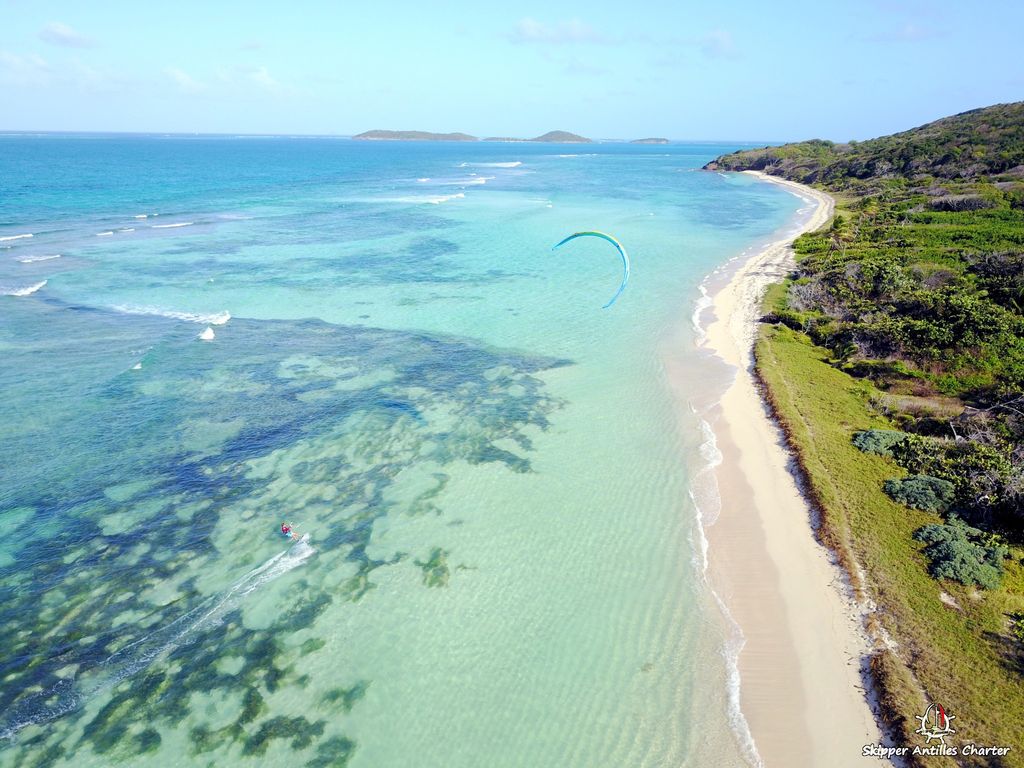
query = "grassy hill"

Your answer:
(707, 102), (1024, 184)
(709, 102), (1024, 762)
